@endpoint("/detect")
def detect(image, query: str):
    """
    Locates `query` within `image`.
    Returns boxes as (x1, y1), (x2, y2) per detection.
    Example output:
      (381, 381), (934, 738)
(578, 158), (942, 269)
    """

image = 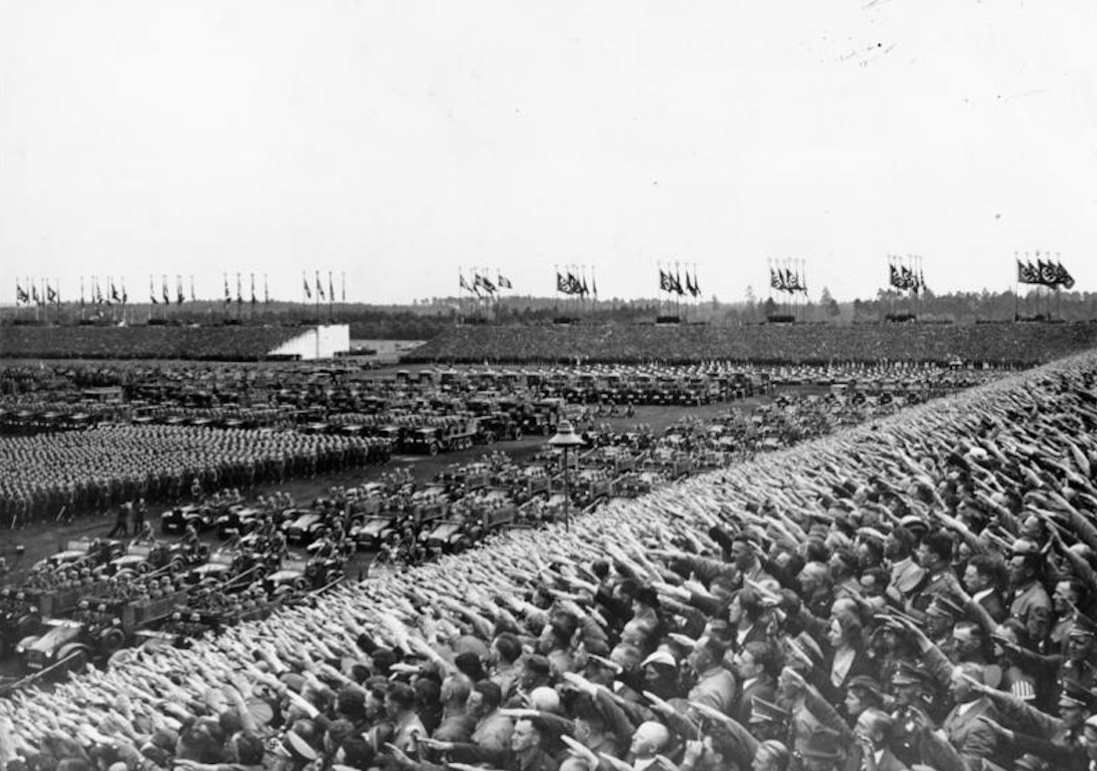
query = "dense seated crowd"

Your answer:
(408, 321), (1097, 366)
(0, 326), (303, 361)
(0, 426), (391, 528)
(1, 350), (1096, 771)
